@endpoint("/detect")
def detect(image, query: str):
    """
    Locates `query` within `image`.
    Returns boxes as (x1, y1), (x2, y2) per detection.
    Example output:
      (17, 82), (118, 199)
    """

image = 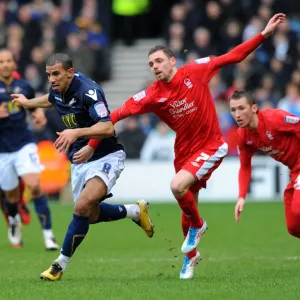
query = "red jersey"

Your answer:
(88, 33), (266, 156)
(117, 58), (224, 158)
(237, 109), (300, 198)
